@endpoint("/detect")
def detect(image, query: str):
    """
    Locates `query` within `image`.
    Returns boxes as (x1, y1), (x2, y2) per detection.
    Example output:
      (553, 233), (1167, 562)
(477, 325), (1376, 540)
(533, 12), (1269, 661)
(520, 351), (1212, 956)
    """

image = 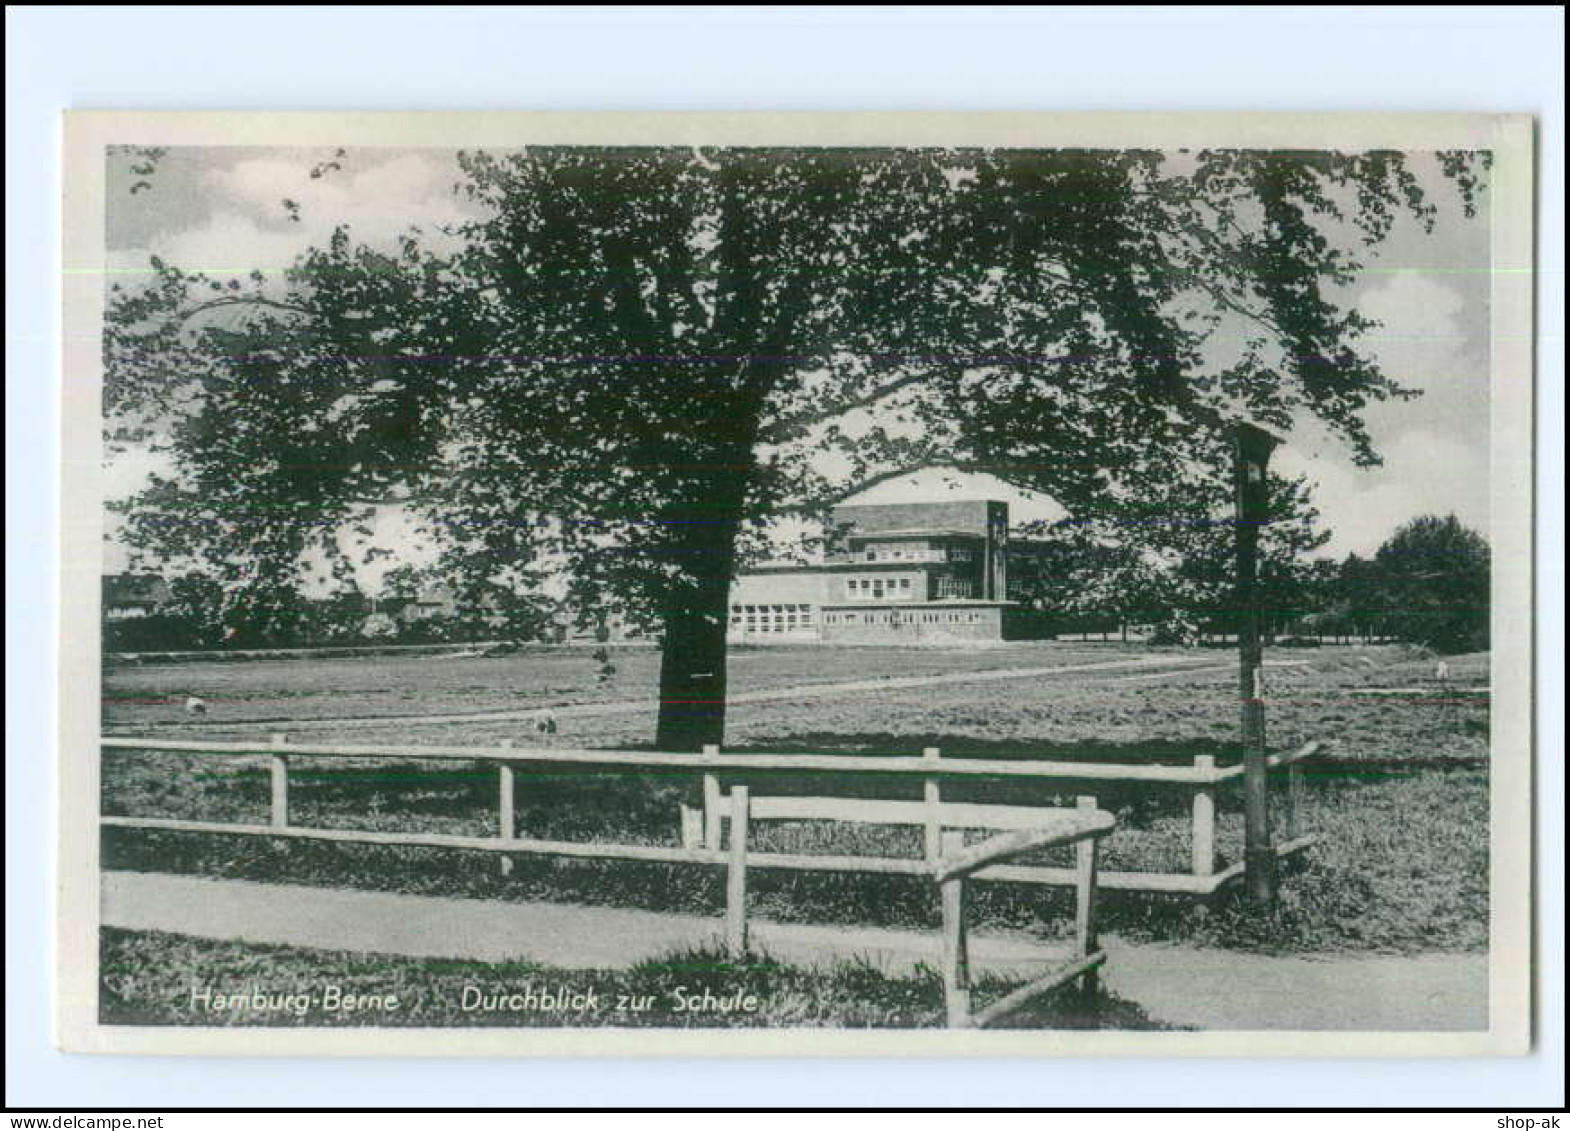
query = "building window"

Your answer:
(936, 576), (970, 598)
